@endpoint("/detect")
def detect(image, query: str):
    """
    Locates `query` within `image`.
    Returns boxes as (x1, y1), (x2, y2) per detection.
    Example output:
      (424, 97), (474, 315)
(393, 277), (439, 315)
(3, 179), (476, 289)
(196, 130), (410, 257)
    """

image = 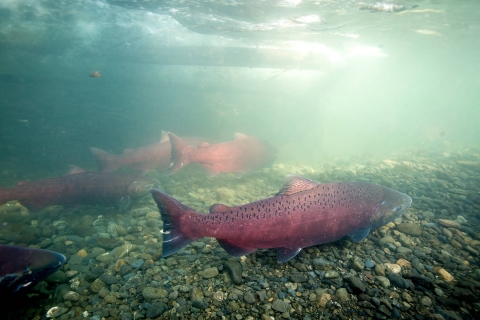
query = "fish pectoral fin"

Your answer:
(348, 227), (371, 242)
(277, 247), (302, 263)
(276, 175), (318, 196)
(217, 240), (256, 257)
(117, 196), (131, 211)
